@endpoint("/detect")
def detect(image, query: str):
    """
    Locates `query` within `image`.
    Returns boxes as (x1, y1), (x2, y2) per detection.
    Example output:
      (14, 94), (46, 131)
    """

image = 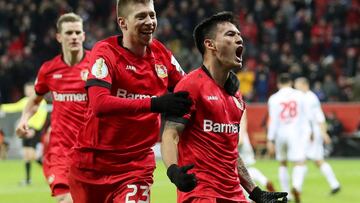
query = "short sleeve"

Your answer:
(86, 43), (115, 89)
(167, 77), (197, 124)
(34, 64), (49, 95)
